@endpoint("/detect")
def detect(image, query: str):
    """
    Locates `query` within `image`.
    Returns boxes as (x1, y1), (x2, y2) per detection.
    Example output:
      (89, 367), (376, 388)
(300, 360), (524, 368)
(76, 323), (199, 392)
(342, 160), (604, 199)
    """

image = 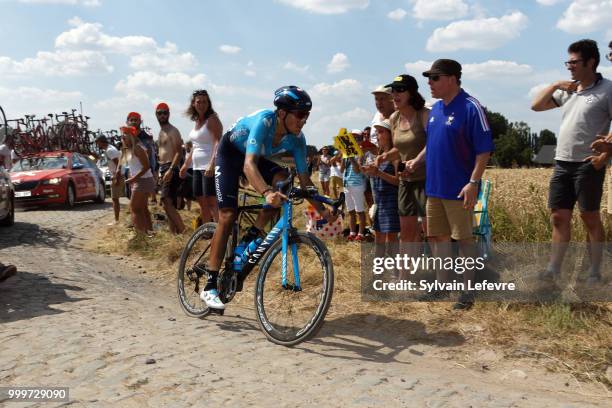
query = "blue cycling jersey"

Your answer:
(227, 109), (309, 174)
